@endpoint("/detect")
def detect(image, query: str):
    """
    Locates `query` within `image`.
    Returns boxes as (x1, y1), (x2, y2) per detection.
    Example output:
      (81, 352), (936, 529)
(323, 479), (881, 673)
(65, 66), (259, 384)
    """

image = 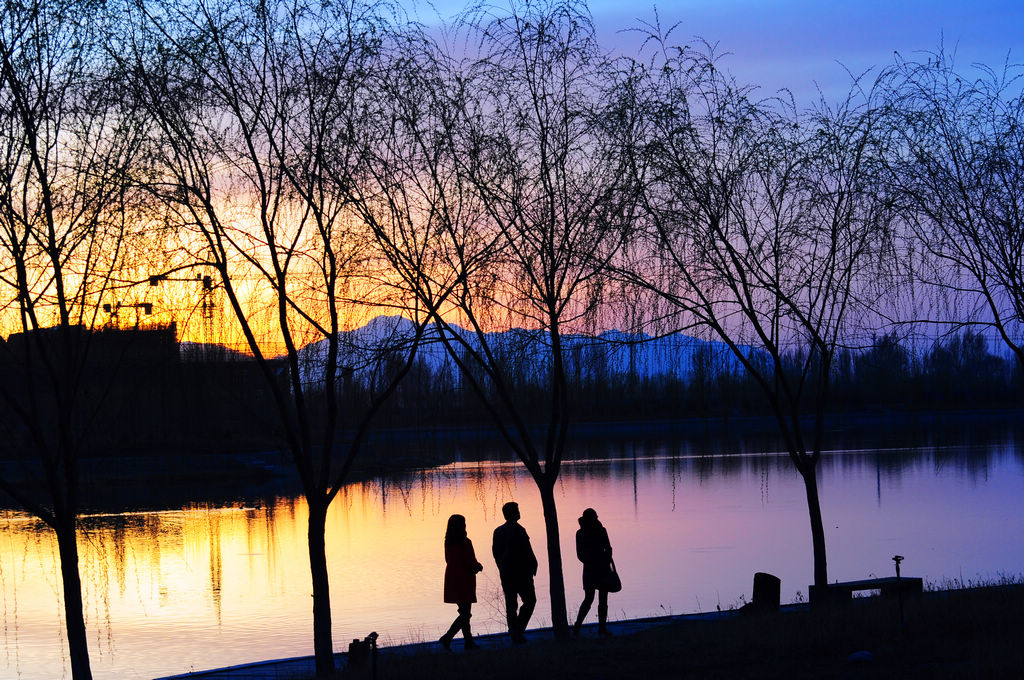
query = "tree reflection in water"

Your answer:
(1, 427), (1022, 680)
